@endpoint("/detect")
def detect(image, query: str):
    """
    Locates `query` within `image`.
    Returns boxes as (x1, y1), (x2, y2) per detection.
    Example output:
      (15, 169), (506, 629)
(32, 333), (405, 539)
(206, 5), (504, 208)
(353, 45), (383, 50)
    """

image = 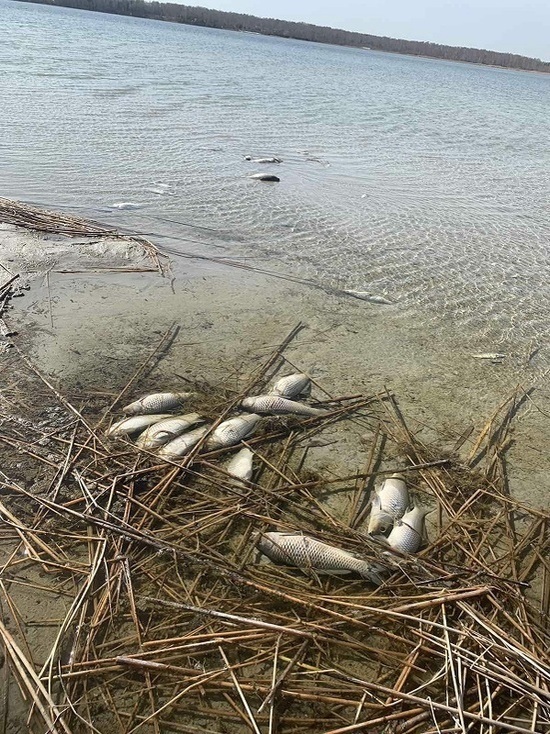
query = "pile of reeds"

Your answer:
(0, 197), (165, 274)
(0, 323), (548, 734)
